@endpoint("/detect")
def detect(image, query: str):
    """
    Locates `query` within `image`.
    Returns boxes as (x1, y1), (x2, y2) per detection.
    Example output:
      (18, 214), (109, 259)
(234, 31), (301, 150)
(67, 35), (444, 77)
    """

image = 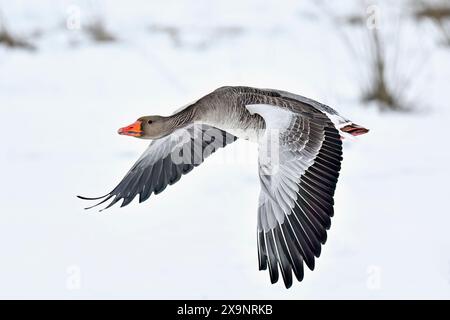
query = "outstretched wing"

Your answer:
(78, 124), (237, 211)
(247, 103), (343, 288)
